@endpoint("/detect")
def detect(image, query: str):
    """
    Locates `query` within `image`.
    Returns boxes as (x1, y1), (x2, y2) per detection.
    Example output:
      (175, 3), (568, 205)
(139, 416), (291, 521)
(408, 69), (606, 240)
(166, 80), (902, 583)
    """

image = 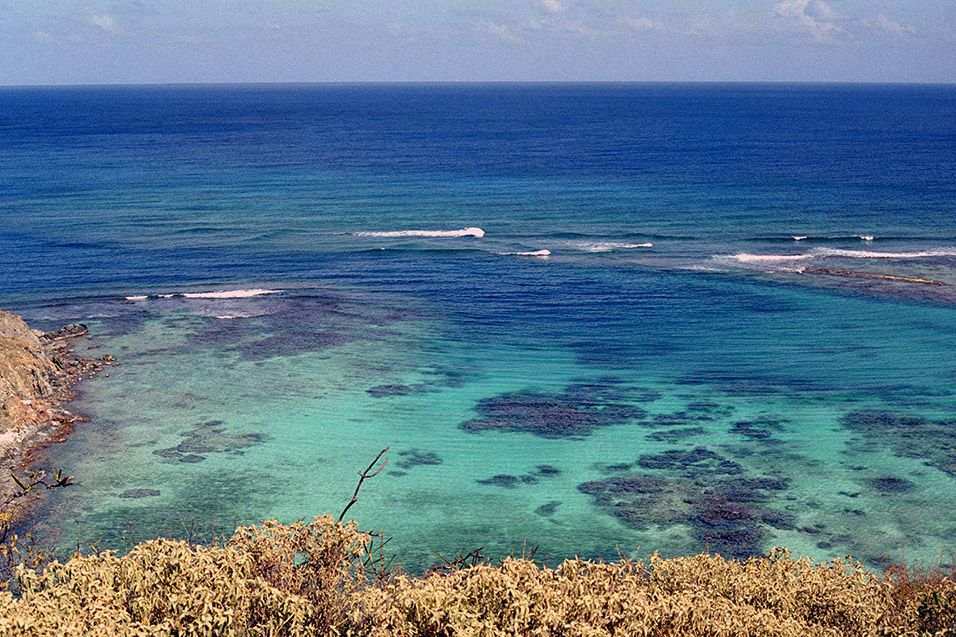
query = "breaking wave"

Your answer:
(501, 249), (551, 258)
(356, 227), (485, 238)
(732, 253), (812, 263)
(759, 235), (880, 243)
(125, 289), (283, 300)
(182, 289), (283, 299)
(813, 248), (956, 259)
(578, 242), (653, 253)
(731, 247), (956, 263)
